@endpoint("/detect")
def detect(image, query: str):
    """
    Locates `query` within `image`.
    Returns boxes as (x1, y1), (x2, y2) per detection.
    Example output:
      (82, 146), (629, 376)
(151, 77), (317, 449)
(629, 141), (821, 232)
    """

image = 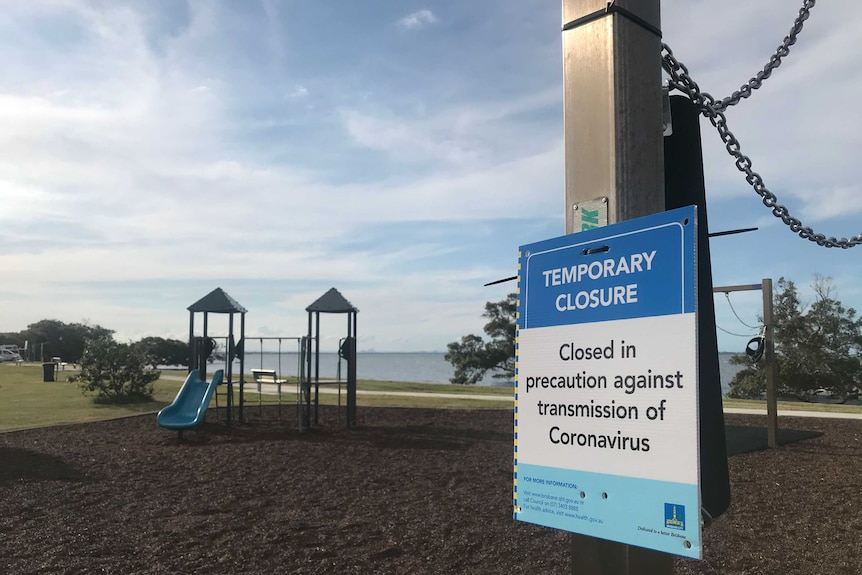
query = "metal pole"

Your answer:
(240, 311), (246, 417)
(188, 312), (194, 373)
(665, 95), (730, 519)
(713, 284), (763, 294)
(347, 312), (357, 428)
(202, 312), (209, 383)
(313, 312), (320, 425)
(563, 0), (664, 230)
(562, 1), (671, 573)
(763, 278), (778, 447)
